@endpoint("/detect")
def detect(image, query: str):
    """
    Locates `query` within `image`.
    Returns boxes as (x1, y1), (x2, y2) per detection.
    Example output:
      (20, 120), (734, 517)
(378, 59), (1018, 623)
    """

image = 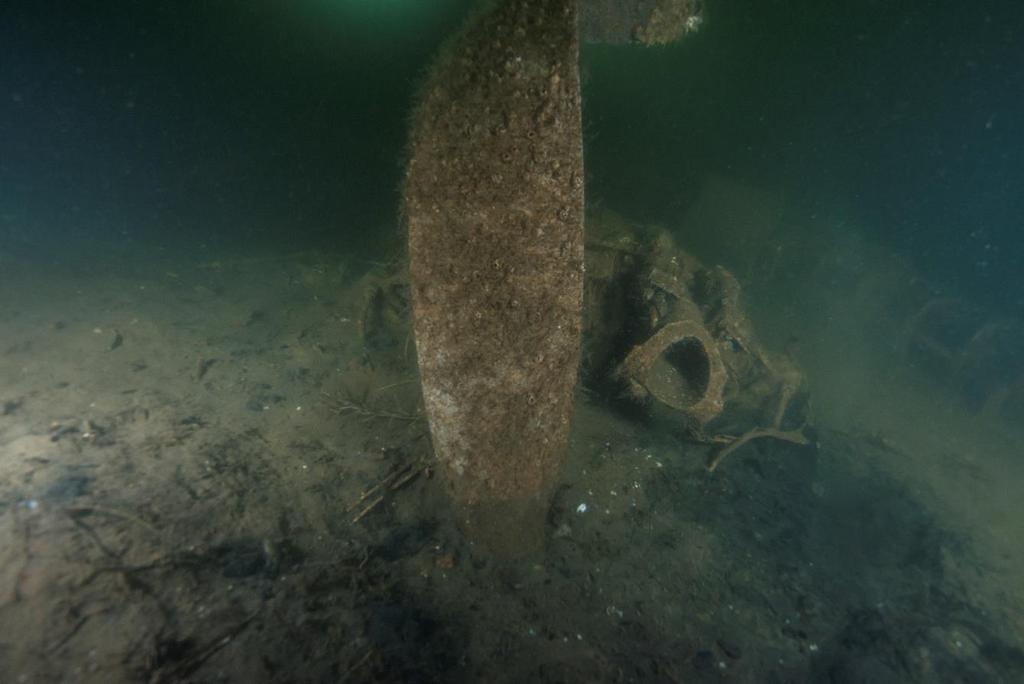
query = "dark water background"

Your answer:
(1, 0), (1021, 304)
